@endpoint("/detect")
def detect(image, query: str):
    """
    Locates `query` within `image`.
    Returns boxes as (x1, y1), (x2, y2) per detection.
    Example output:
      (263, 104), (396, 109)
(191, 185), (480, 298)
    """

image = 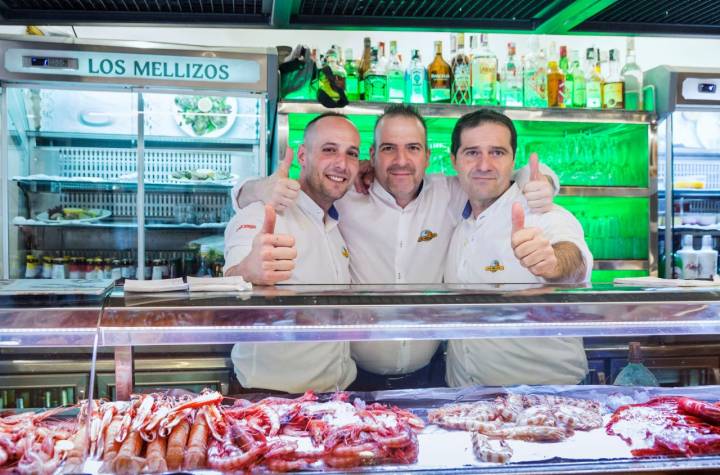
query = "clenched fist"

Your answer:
(237, 204), (297, 285)
(510, 202), (559, 279)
